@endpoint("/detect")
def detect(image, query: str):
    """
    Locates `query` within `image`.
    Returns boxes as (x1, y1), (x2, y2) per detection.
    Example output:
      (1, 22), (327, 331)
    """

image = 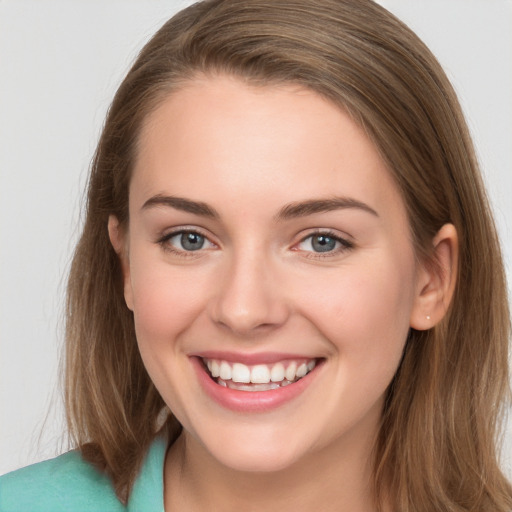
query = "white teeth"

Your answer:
(285, 362), (297, 382)
(203, 357), (318, 389)
(251, 364), (270, 384)
(270, 363), (285, 382)
(210, 360), (220, 378)
(296, 363), (308, 378)
(226, 380), (280, 392)
(232, 363), (251, 383)
(219, 361), (232, 381)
